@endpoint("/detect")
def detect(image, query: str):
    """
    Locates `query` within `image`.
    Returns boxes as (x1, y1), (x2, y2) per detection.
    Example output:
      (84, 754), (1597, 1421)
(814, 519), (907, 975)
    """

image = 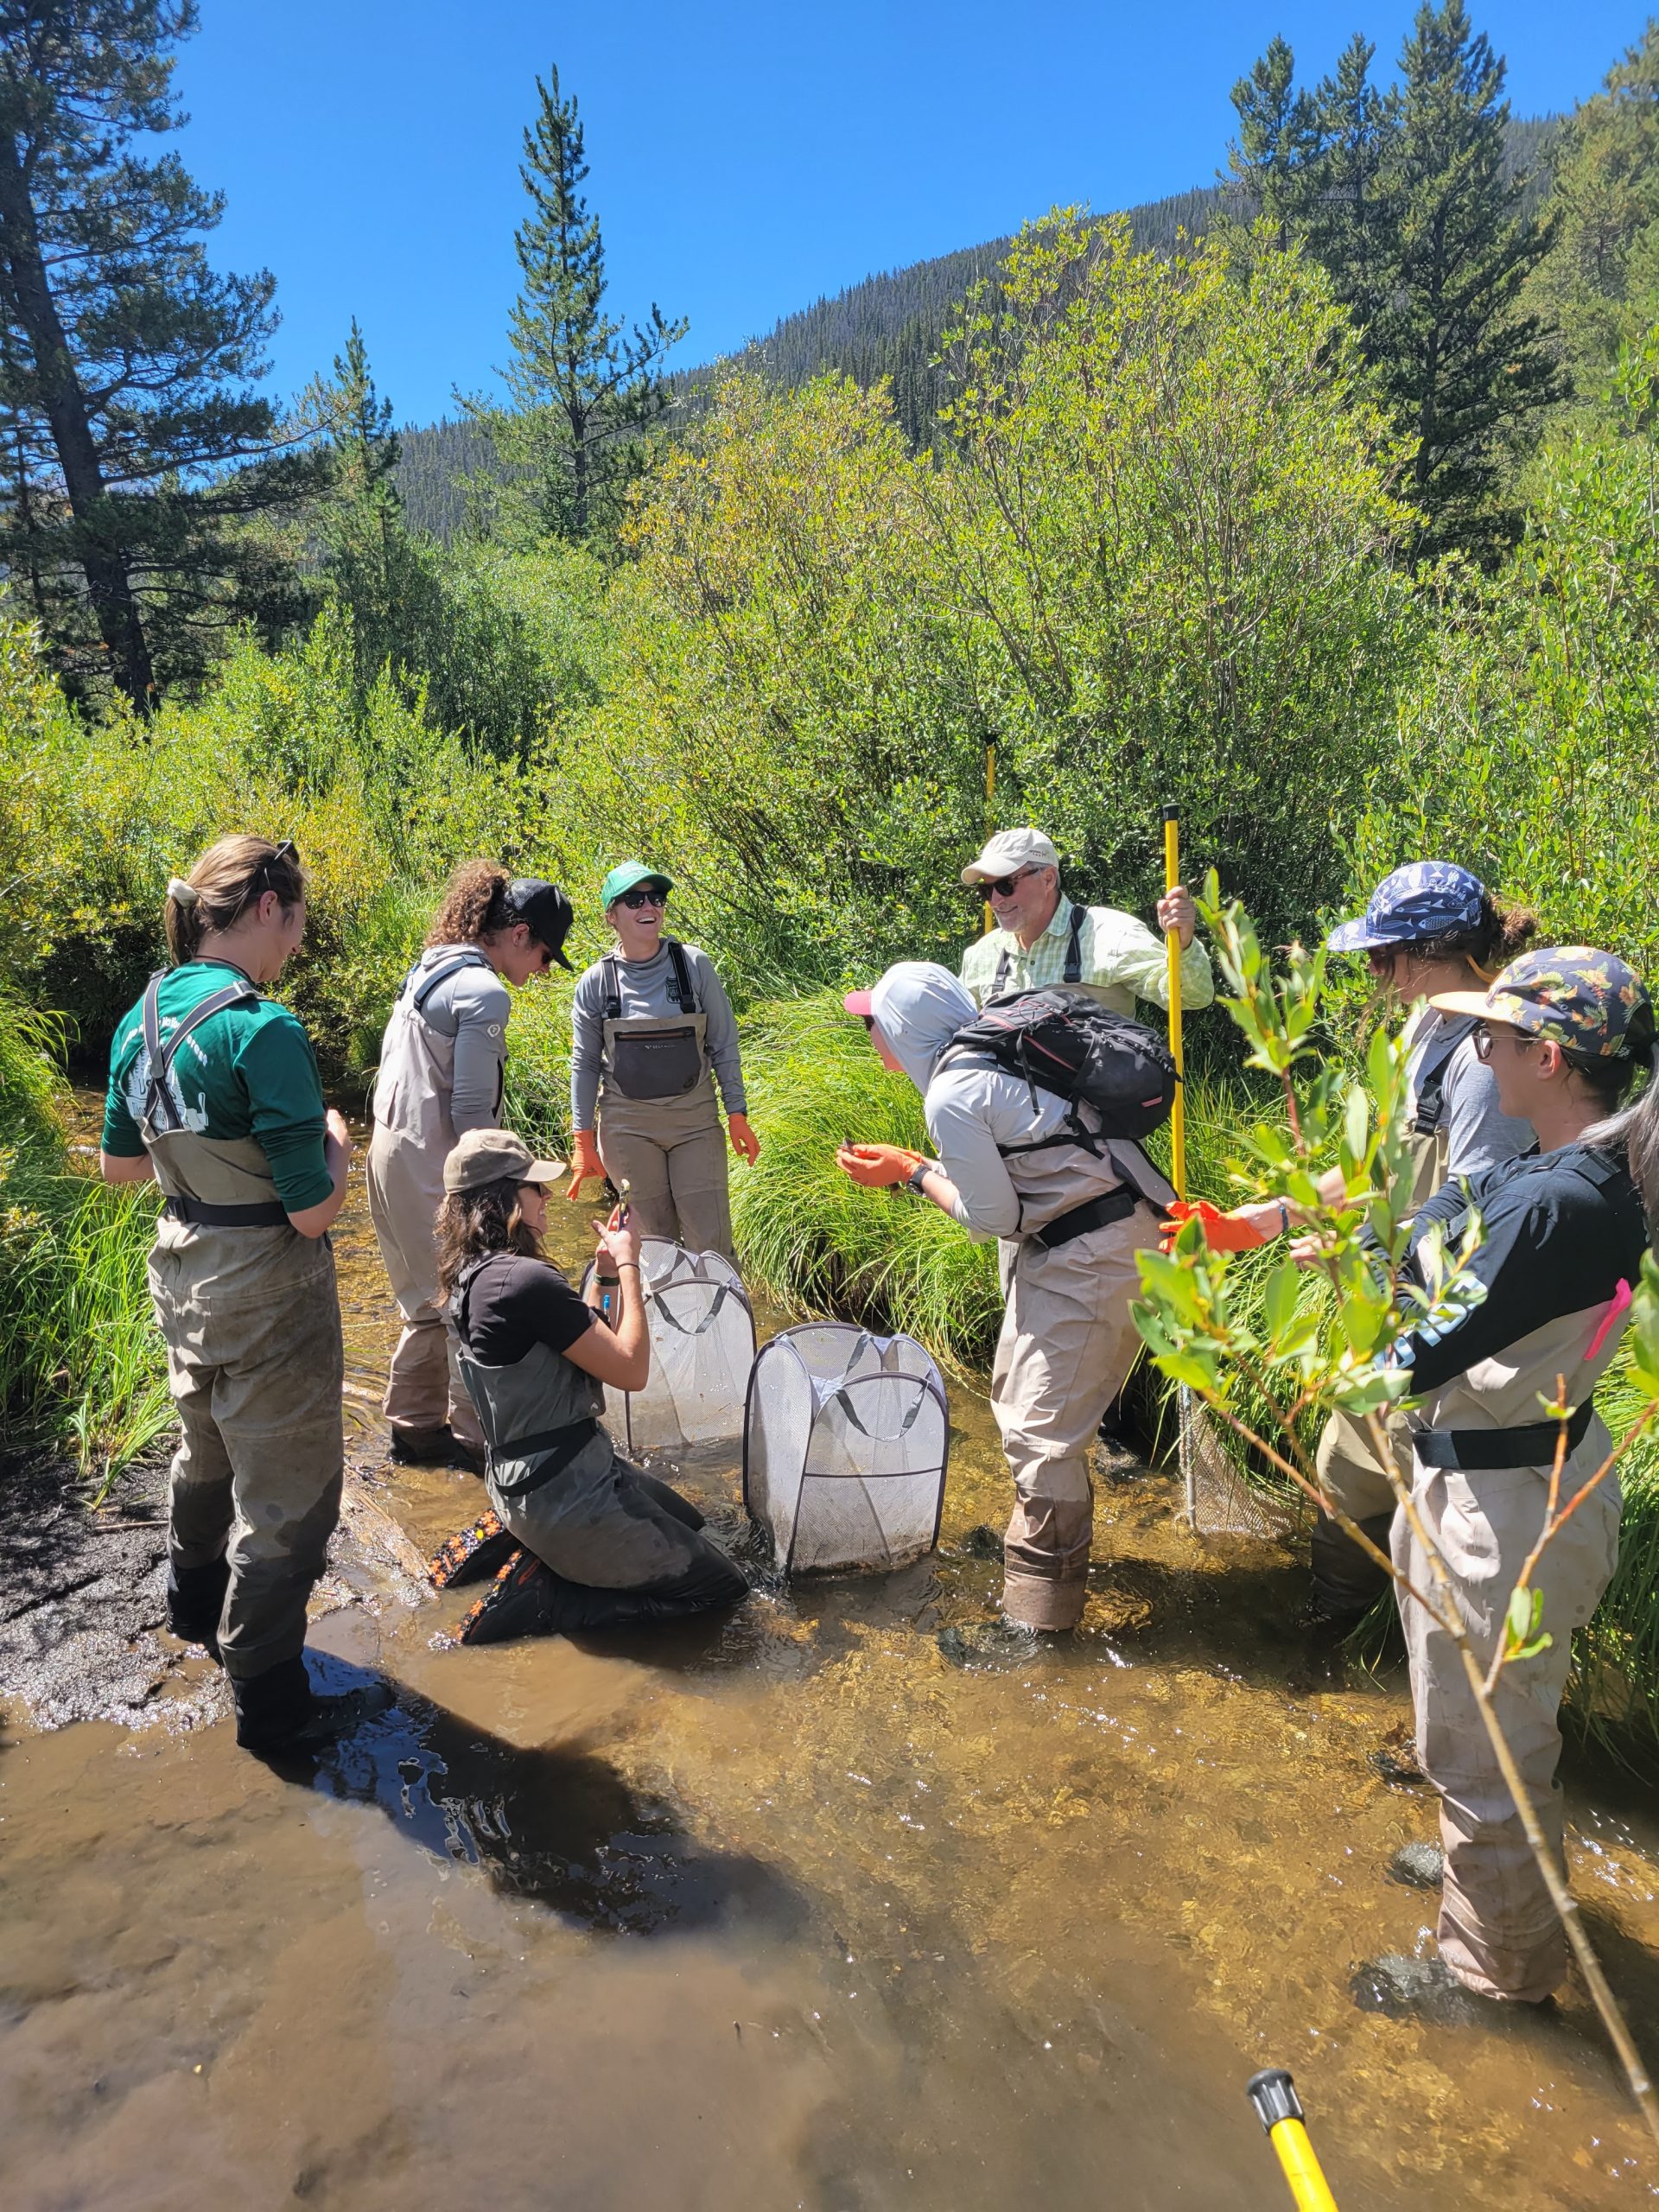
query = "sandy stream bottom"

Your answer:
(5, 1155), (1659, 2209)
